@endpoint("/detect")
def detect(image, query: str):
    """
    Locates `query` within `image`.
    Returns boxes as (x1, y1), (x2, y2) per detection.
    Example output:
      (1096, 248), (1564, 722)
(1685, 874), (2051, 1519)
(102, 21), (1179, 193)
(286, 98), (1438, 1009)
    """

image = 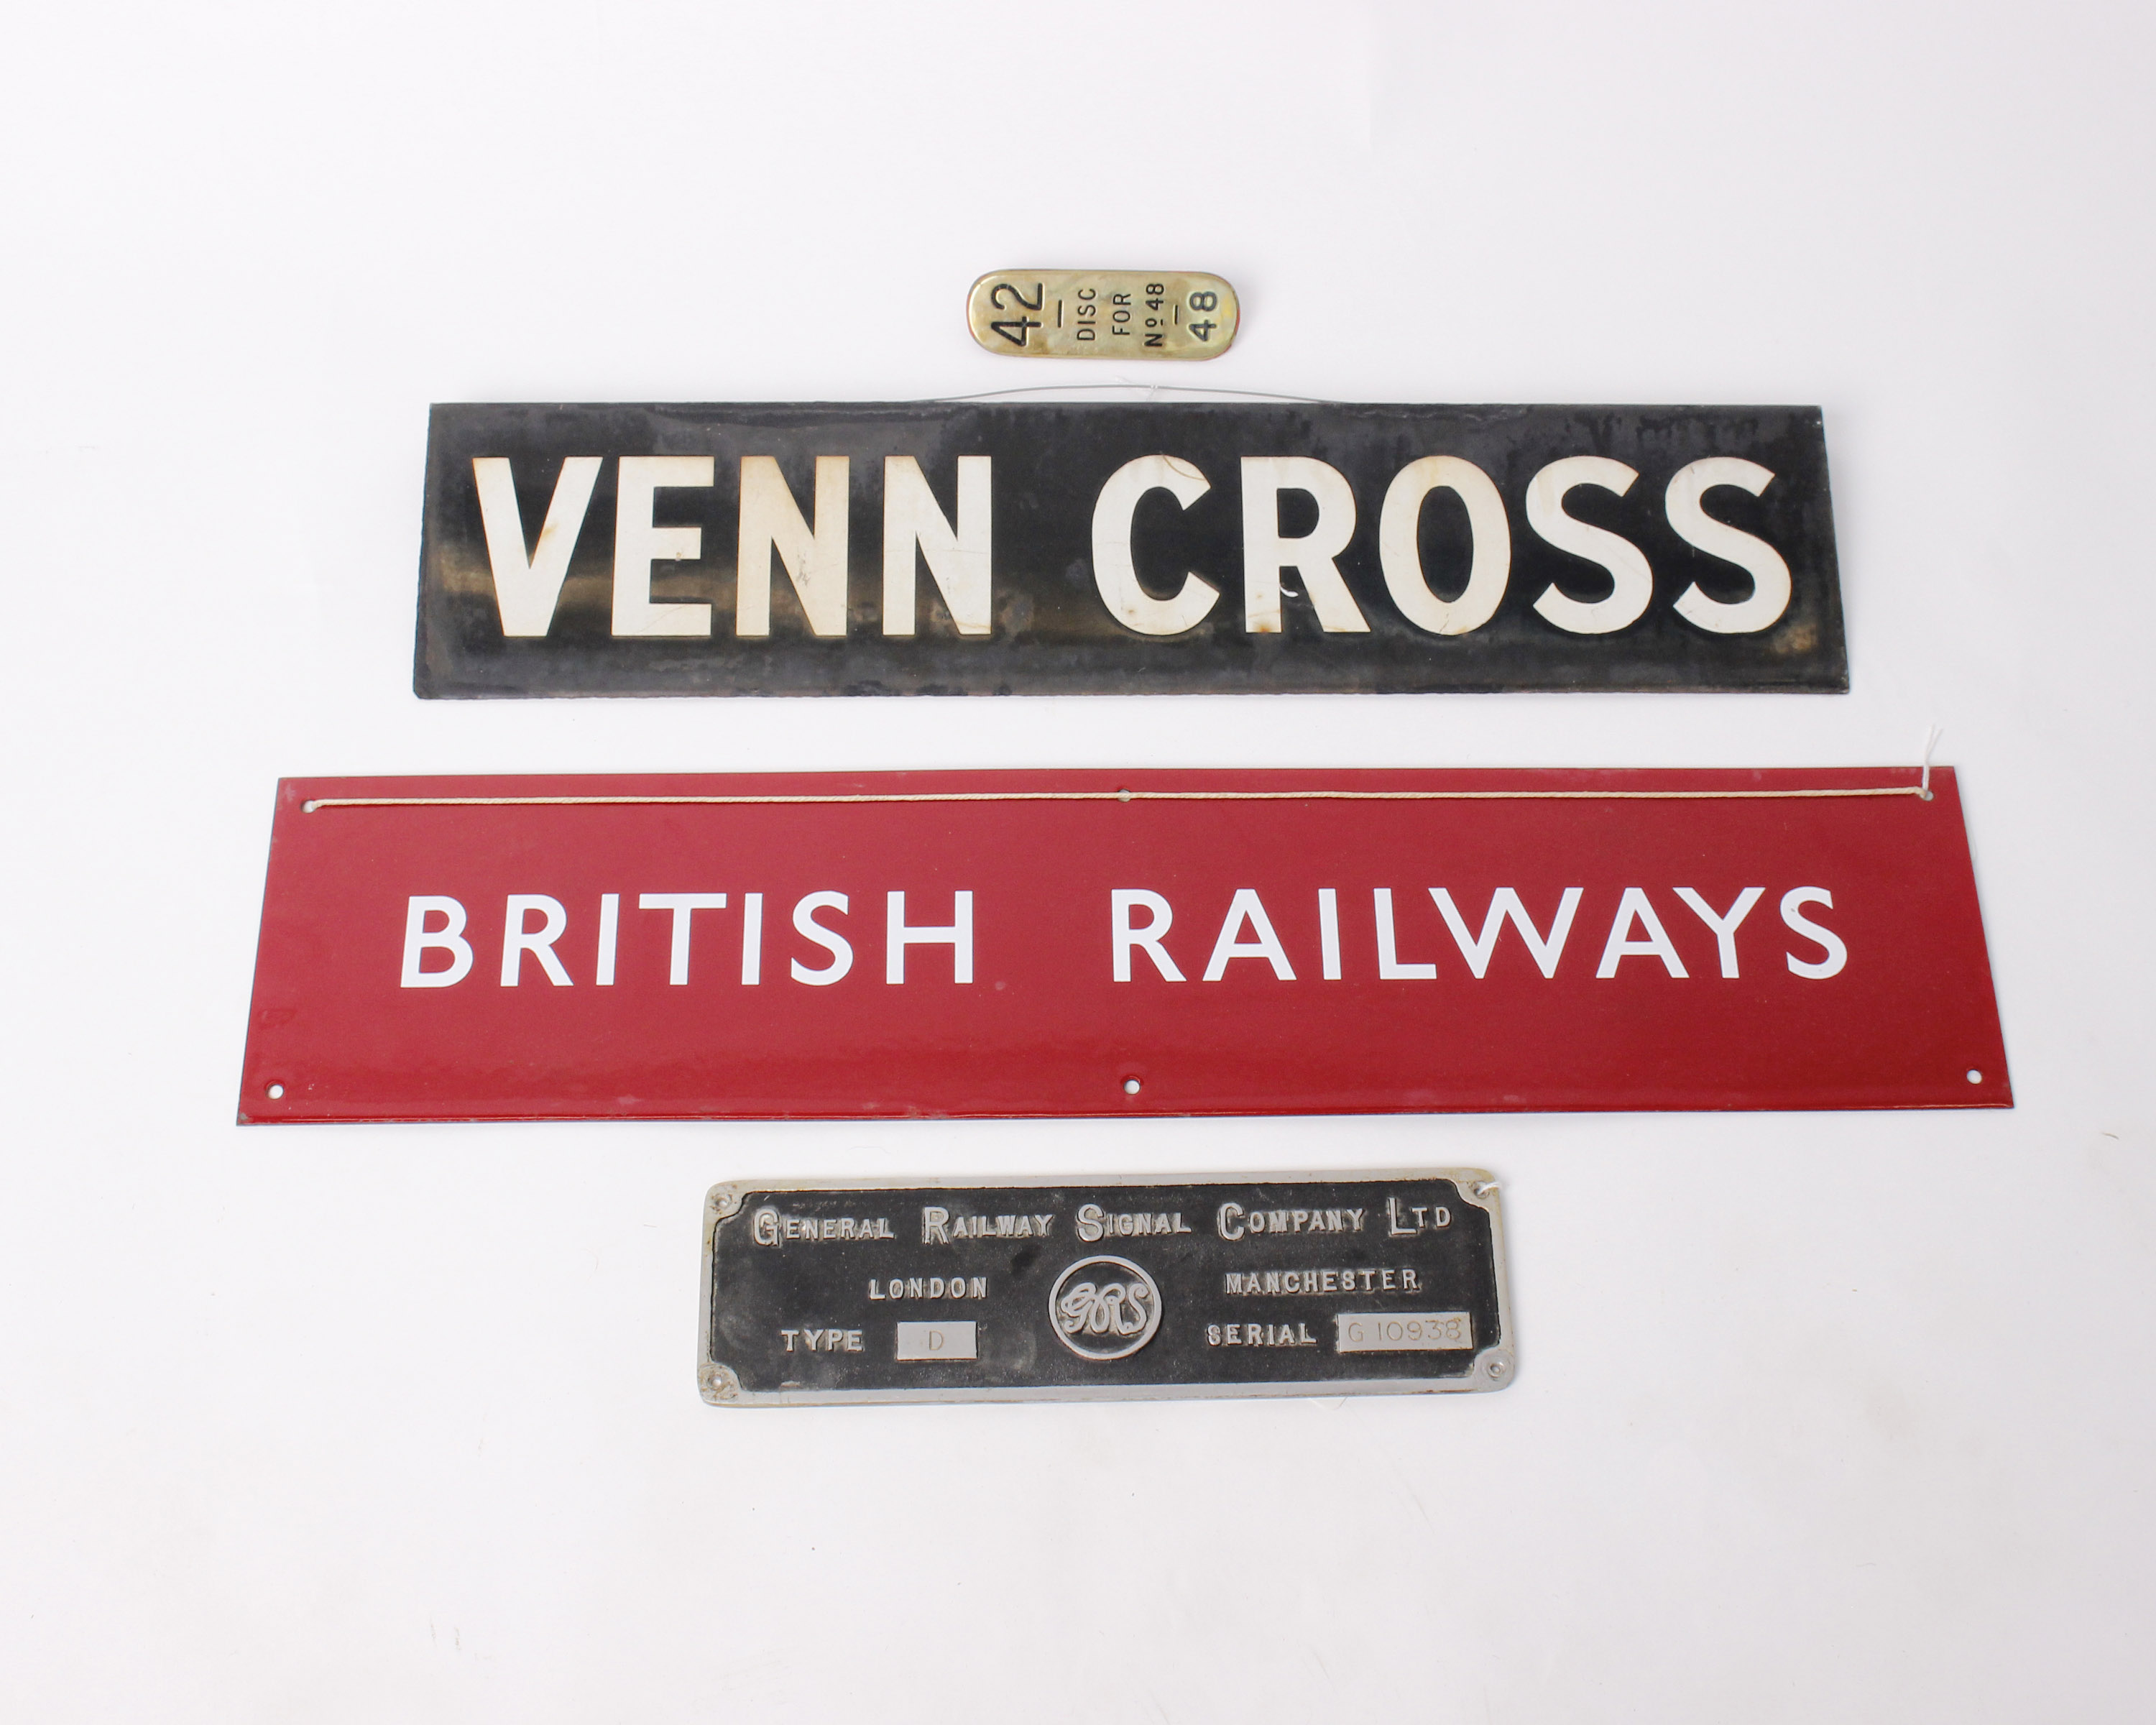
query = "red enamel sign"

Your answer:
(238, 768), (2008, 1123)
